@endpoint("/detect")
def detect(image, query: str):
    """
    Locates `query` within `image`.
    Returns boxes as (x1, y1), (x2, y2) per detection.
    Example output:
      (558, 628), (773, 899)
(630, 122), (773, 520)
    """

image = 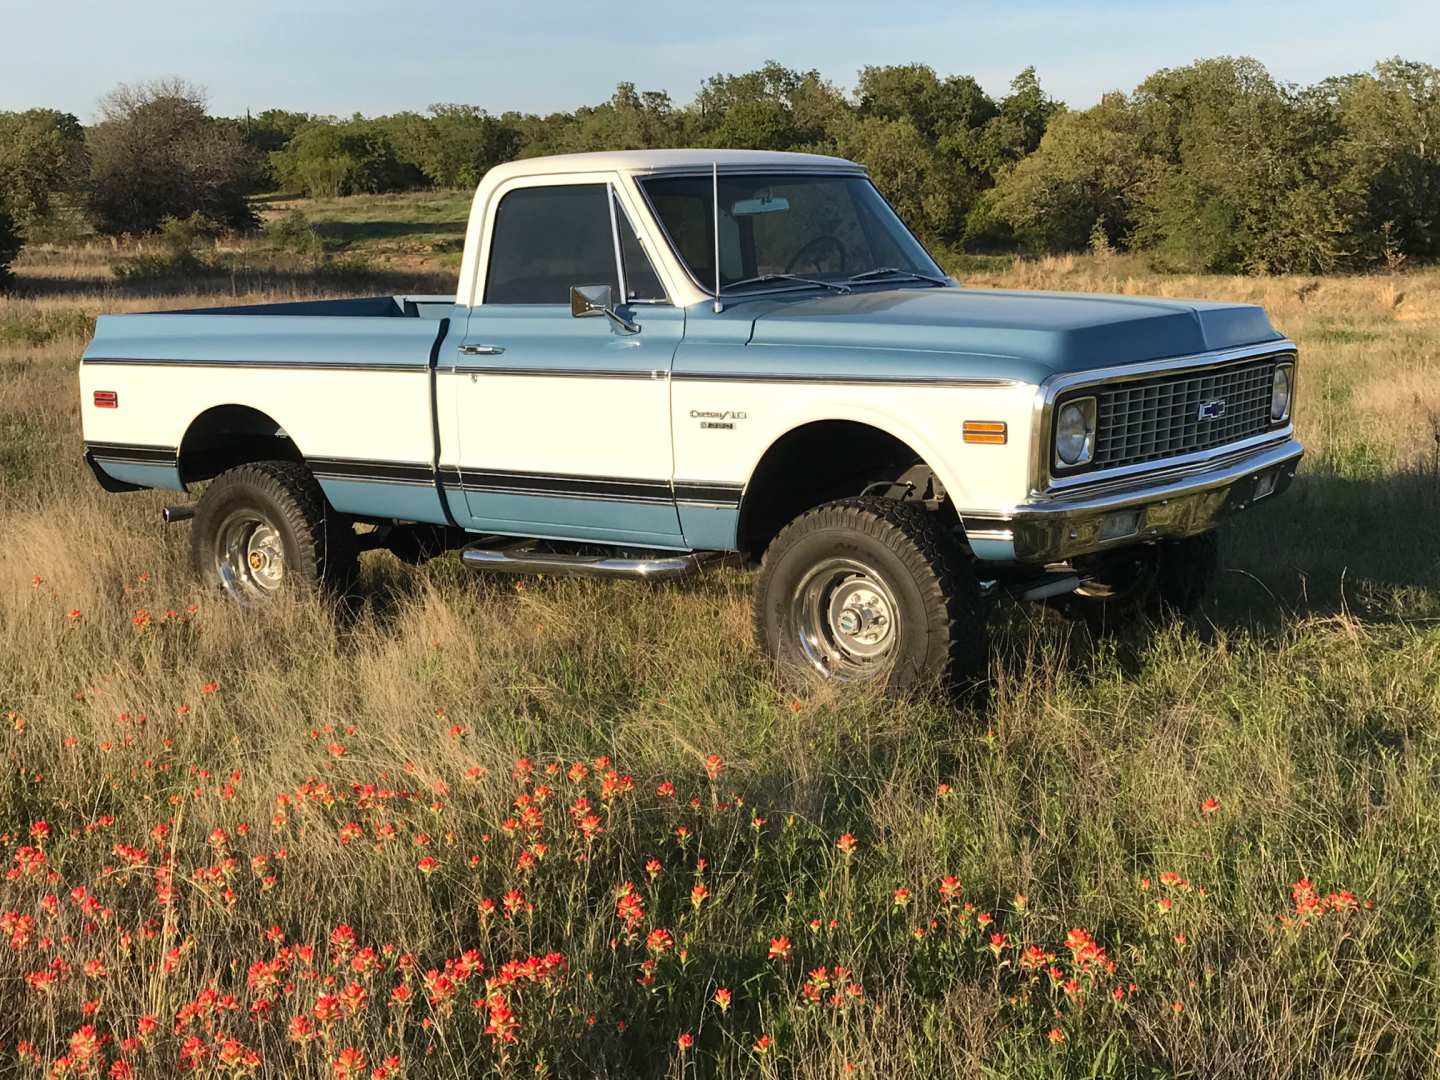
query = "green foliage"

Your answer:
(263, 209), (327, 260)
(19, 56), (1440, 272)
(1331, 59), (1440, 262)
(988, 56), (1398, 273)
(270, 119), (423, 198)
(86, 79), (259, 235)
(110, 211), (217, 281)
(389, 104), (519, 188)
(986, 93), (1148, 253)
(0, 108), (87, 224)
(0, 199), (20, 289)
